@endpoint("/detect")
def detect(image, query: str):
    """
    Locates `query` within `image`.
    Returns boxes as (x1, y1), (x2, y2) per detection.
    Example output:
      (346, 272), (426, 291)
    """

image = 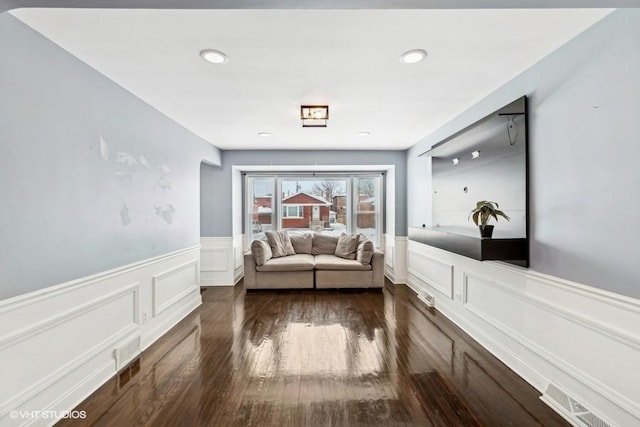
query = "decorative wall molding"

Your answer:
(200, 249), (228, 272)
(492, 261), (640, 318)
(0, 245), (200, 316)
(384, 235), (407, 284)
(407, 248), (453, 298)
(462, 271), (640, 350)
(384, 234), (396, 281)
(406, 240), (640, 427)
(141, 292), (202, 351)
(200, 236), (243, 286)
(41, 358), (115, 425)
(152, 260), (199, 316)
(0, 246), (202, 427)
(233, 234), (245, 285)
(234, 234), (244, 270)
(0, 283), (140, 351)
(461, 271), (640, 421)
(0, 285), (140, 419)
